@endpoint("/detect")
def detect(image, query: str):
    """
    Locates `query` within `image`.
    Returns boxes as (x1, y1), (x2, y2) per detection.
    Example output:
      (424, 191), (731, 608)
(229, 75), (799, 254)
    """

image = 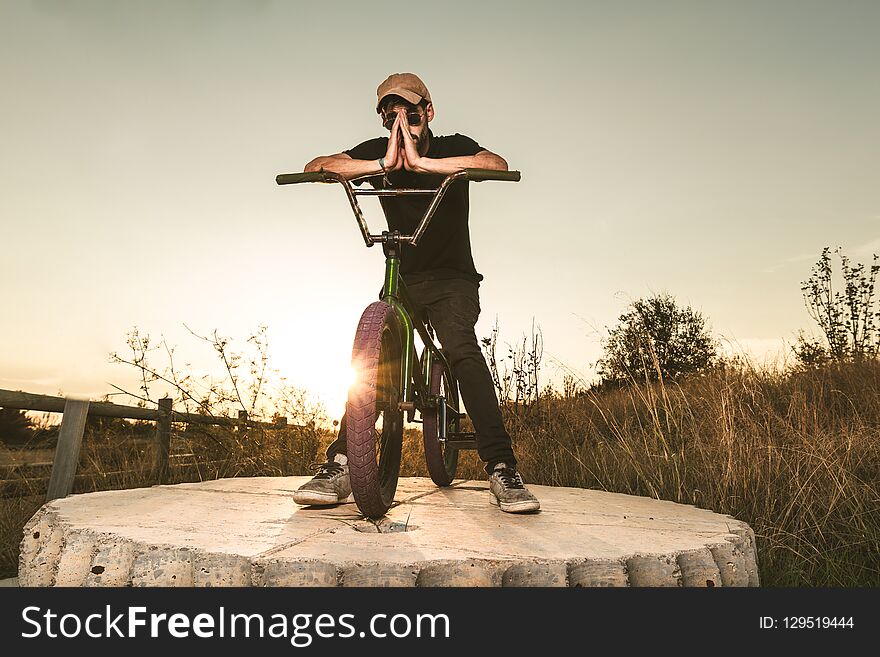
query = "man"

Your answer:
(293, 73), (539, 513)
